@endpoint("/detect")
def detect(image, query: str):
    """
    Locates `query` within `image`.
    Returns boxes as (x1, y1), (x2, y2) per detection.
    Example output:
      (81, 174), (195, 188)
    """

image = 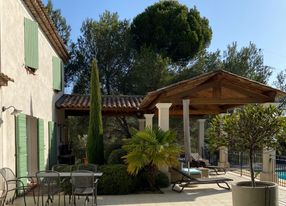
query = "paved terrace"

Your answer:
(11, 172), (286, 206)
